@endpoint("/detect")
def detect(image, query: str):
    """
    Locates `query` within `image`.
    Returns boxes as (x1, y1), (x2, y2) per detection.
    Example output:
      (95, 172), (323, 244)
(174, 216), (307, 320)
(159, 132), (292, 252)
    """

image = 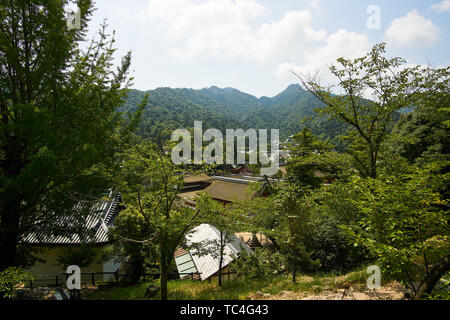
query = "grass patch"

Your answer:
(84, 266), (383, 300)
(85, 279), (271, 300)
(86, 282), (150, 300)
(344, 268), (368, 284)
(167, 279), (267, 300)
(85, 272), (345, 300)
